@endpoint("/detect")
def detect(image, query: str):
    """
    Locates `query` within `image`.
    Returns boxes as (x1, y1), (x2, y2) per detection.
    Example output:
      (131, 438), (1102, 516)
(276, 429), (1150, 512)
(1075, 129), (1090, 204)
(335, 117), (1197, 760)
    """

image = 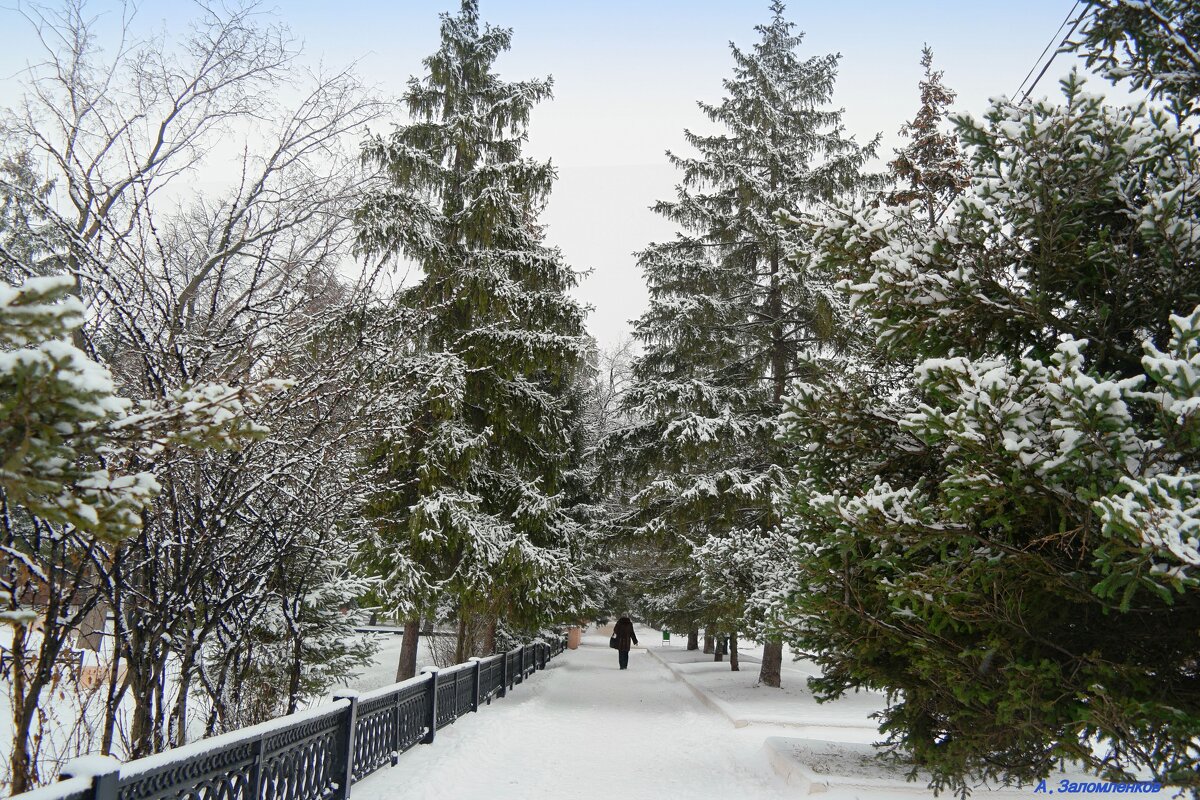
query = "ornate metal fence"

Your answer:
(18, 638), (566, 800)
